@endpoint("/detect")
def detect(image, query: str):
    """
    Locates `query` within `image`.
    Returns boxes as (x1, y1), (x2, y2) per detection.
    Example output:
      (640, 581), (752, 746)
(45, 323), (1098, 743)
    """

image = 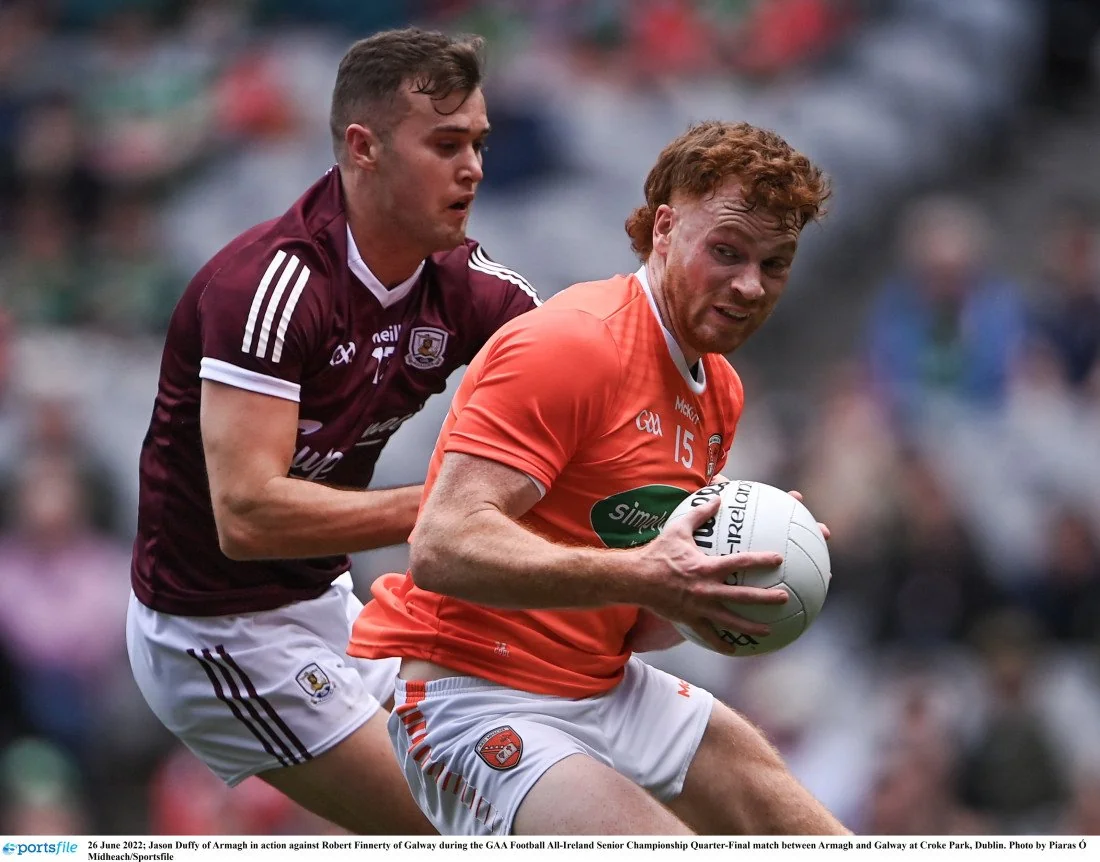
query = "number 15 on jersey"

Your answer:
(674, 425), (694, 468)
(371, 345), (394, 384)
